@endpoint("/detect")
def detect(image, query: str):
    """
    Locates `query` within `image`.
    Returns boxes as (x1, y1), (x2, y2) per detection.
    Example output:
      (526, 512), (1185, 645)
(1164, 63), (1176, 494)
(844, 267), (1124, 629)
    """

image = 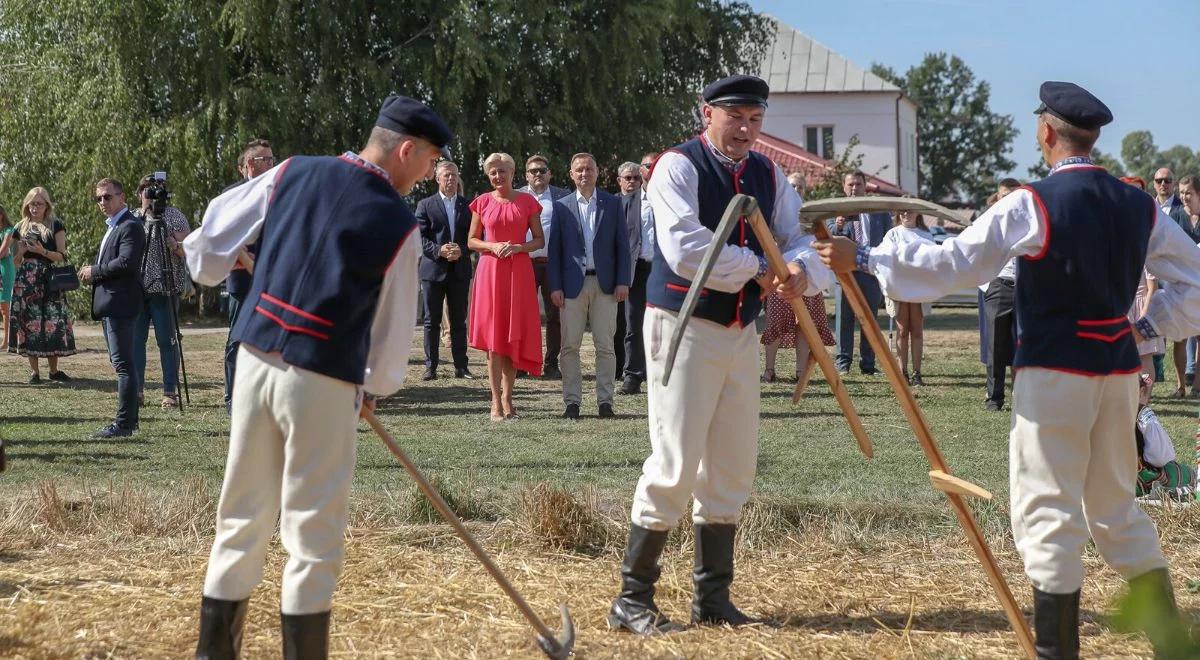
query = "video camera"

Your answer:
(142, 170), (170, 219)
